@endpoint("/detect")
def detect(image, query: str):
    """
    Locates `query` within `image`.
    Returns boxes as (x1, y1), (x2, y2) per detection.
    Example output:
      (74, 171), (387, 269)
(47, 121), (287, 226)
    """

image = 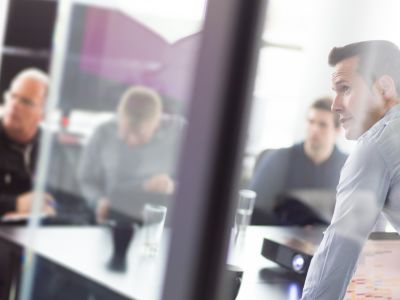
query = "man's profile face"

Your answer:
(3, 75), (46, 136)
(305, 108), (338, 152)
(118, 114), (161, 147)
(331, 56), (386, 140)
